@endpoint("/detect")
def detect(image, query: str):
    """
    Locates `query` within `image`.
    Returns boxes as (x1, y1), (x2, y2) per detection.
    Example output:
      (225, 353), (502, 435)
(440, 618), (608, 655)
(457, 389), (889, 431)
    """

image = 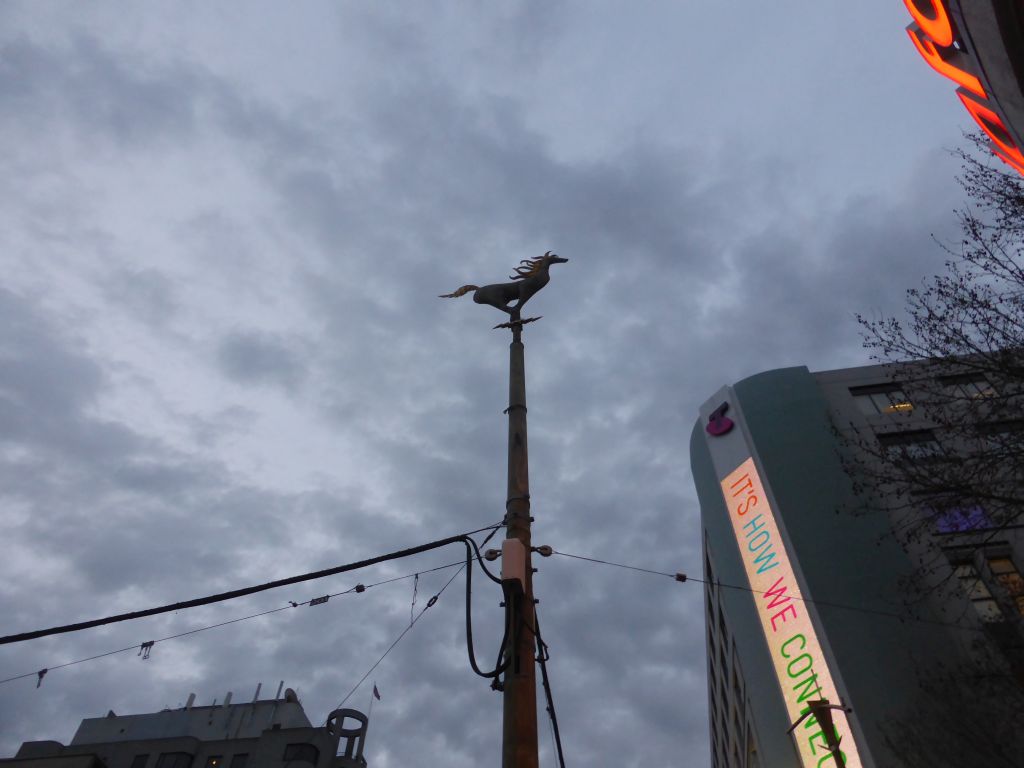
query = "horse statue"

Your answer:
(439, 251), (568, 327)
